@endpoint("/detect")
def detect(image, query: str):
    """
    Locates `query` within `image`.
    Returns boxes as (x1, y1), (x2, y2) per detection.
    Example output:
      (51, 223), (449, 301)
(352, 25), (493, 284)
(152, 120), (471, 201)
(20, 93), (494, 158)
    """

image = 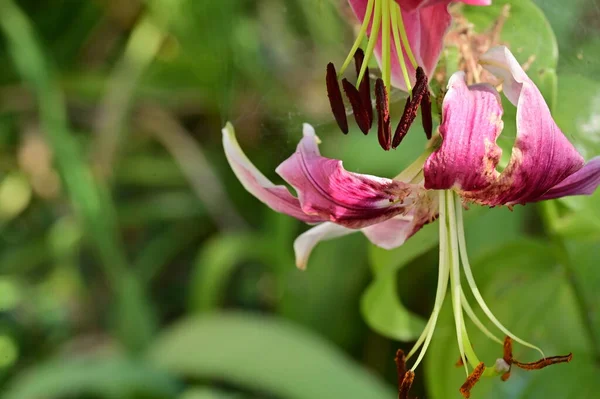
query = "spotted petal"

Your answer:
(276, 124), (414, 228)
(425, 47), (598, 206)
(224, 122), (417, 229)
(293, 189), (438, 269)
